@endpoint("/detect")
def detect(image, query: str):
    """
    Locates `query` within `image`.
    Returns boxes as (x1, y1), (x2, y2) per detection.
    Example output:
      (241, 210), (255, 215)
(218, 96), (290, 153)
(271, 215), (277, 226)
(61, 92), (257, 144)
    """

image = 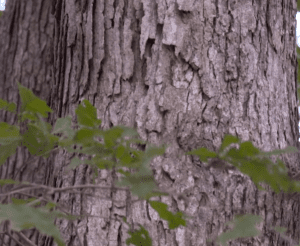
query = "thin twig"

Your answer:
(14, 231), (37, 246)
(0, 183), (129, 197)
(14, 190), (144, 206)
(0, 232), (26, 246)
